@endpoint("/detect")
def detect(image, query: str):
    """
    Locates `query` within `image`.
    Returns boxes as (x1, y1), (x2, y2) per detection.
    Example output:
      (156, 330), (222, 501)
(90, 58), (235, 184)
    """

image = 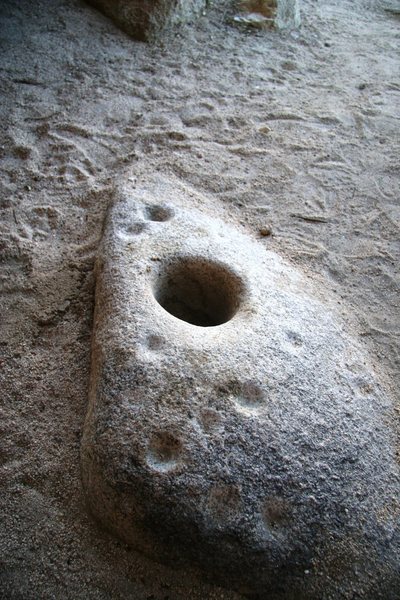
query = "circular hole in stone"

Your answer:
(153, 257), (244, 327)
(145, 204), (174, 222)
(146, 431), (183, 473)
(237, 381), (265, 409)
